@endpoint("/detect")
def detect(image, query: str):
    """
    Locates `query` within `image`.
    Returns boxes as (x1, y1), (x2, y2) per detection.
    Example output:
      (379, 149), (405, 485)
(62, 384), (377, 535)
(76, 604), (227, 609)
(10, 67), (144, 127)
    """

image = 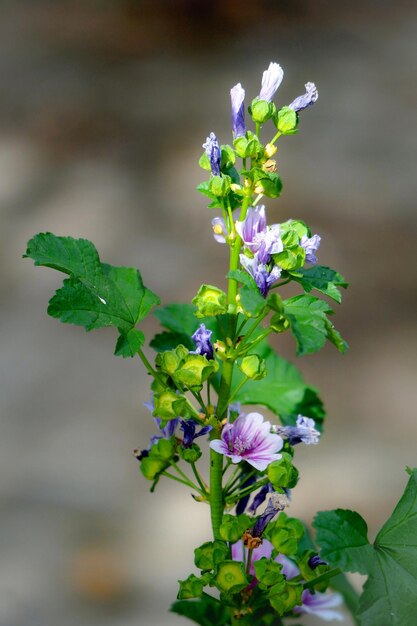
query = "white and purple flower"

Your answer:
(259, 62), (284, 102)
(289, 82), (319, 113)
(274, 415), (320, 446)
(301, 233), (321, 265)
(236, 206), (283, 264)
(210, 411), (283, 471)
(231, 83), (246, 137)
